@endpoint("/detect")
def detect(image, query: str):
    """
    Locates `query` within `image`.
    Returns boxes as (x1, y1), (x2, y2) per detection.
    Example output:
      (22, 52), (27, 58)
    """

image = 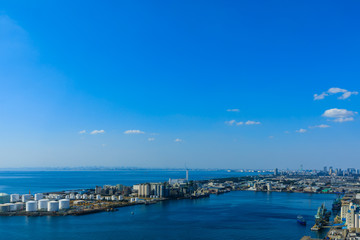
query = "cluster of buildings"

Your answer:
(341, 194), (360, 229)
(0, 170), (210, 216)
